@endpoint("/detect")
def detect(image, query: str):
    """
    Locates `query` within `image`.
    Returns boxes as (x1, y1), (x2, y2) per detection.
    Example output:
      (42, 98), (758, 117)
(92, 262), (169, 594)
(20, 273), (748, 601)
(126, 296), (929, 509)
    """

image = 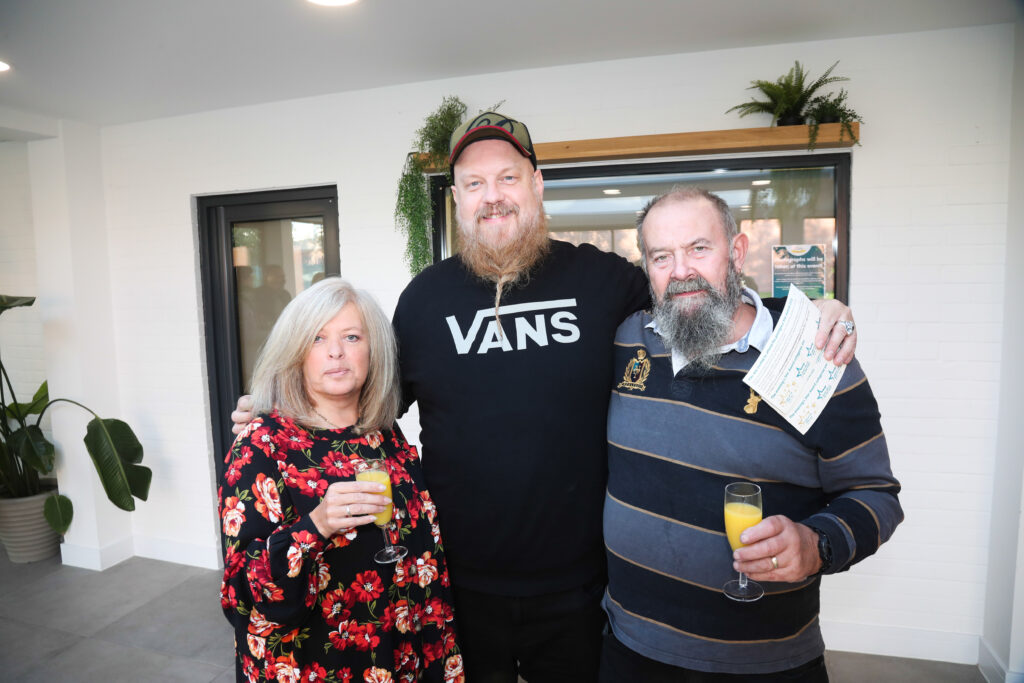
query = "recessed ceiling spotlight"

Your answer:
(0, 61), (11, 72)
(307, 0), (359, 6)
(752, 180), (771, 186)
(713, 169), (727, 174)
(602, 189), (621, 195)
(740, 205), (751, 211)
